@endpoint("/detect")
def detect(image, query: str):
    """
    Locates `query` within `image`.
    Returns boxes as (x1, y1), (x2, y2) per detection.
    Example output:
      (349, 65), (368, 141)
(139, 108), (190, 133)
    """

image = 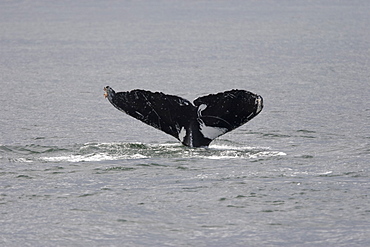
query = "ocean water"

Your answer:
(1, 0), (369, 246)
